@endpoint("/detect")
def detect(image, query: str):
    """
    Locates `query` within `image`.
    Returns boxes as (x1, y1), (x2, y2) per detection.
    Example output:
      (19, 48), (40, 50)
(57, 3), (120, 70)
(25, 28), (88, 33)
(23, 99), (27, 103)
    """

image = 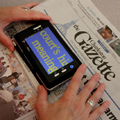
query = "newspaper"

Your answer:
(1, 0), (120, 120)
